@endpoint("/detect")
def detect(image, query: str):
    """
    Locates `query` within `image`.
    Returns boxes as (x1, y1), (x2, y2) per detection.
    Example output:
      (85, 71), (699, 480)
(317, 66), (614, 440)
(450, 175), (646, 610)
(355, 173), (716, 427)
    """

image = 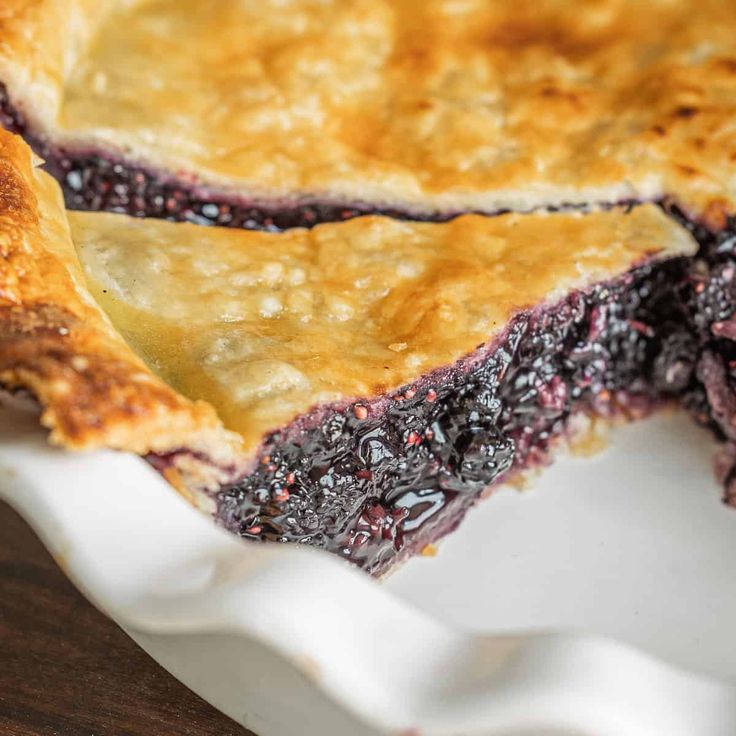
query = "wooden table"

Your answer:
(0, 502), (256, 736)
